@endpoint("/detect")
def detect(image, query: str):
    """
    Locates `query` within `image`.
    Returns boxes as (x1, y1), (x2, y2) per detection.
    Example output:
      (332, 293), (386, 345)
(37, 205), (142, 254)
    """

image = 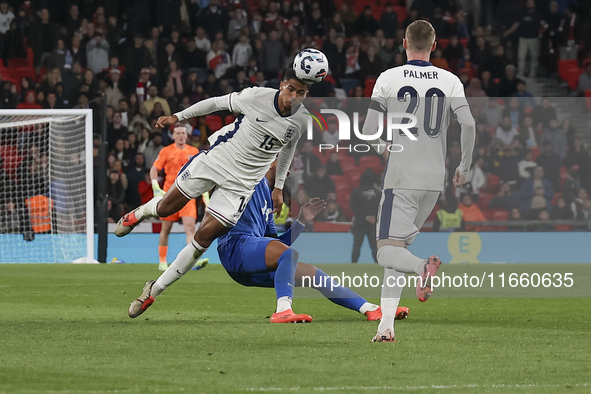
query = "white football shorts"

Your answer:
(174, 152), (253, 227)
(376, 188), (440, 245)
